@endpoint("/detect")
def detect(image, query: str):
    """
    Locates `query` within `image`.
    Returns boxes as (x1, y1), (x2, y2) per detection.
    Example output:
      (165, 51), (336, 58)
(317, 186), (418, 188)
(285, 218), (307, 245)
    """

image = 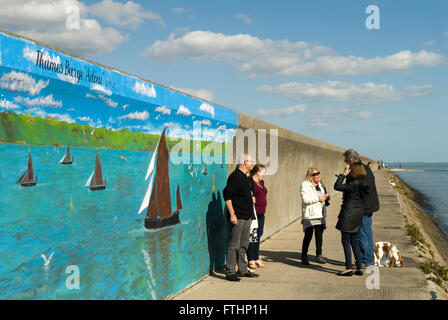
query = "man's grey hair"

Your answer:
(343, 149), (361, 162)
(237, 153), (252, 165)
